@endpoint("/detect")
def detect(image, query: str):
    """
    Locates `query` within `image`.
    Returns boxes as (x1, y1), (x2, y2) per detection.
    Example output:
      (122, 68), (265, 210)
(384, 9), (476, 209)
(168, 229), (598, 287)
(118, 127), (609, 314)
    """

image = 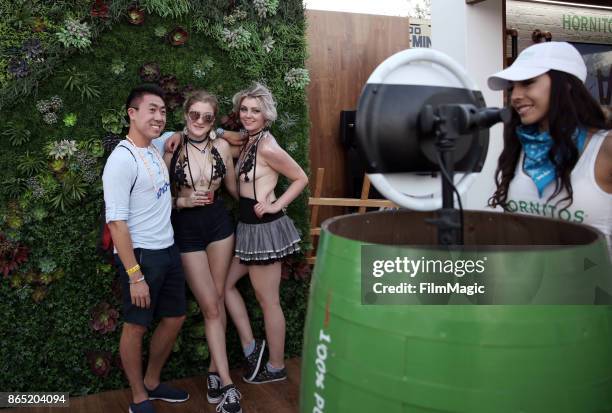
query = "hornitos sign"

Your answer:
(562, 14), (612, 34)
